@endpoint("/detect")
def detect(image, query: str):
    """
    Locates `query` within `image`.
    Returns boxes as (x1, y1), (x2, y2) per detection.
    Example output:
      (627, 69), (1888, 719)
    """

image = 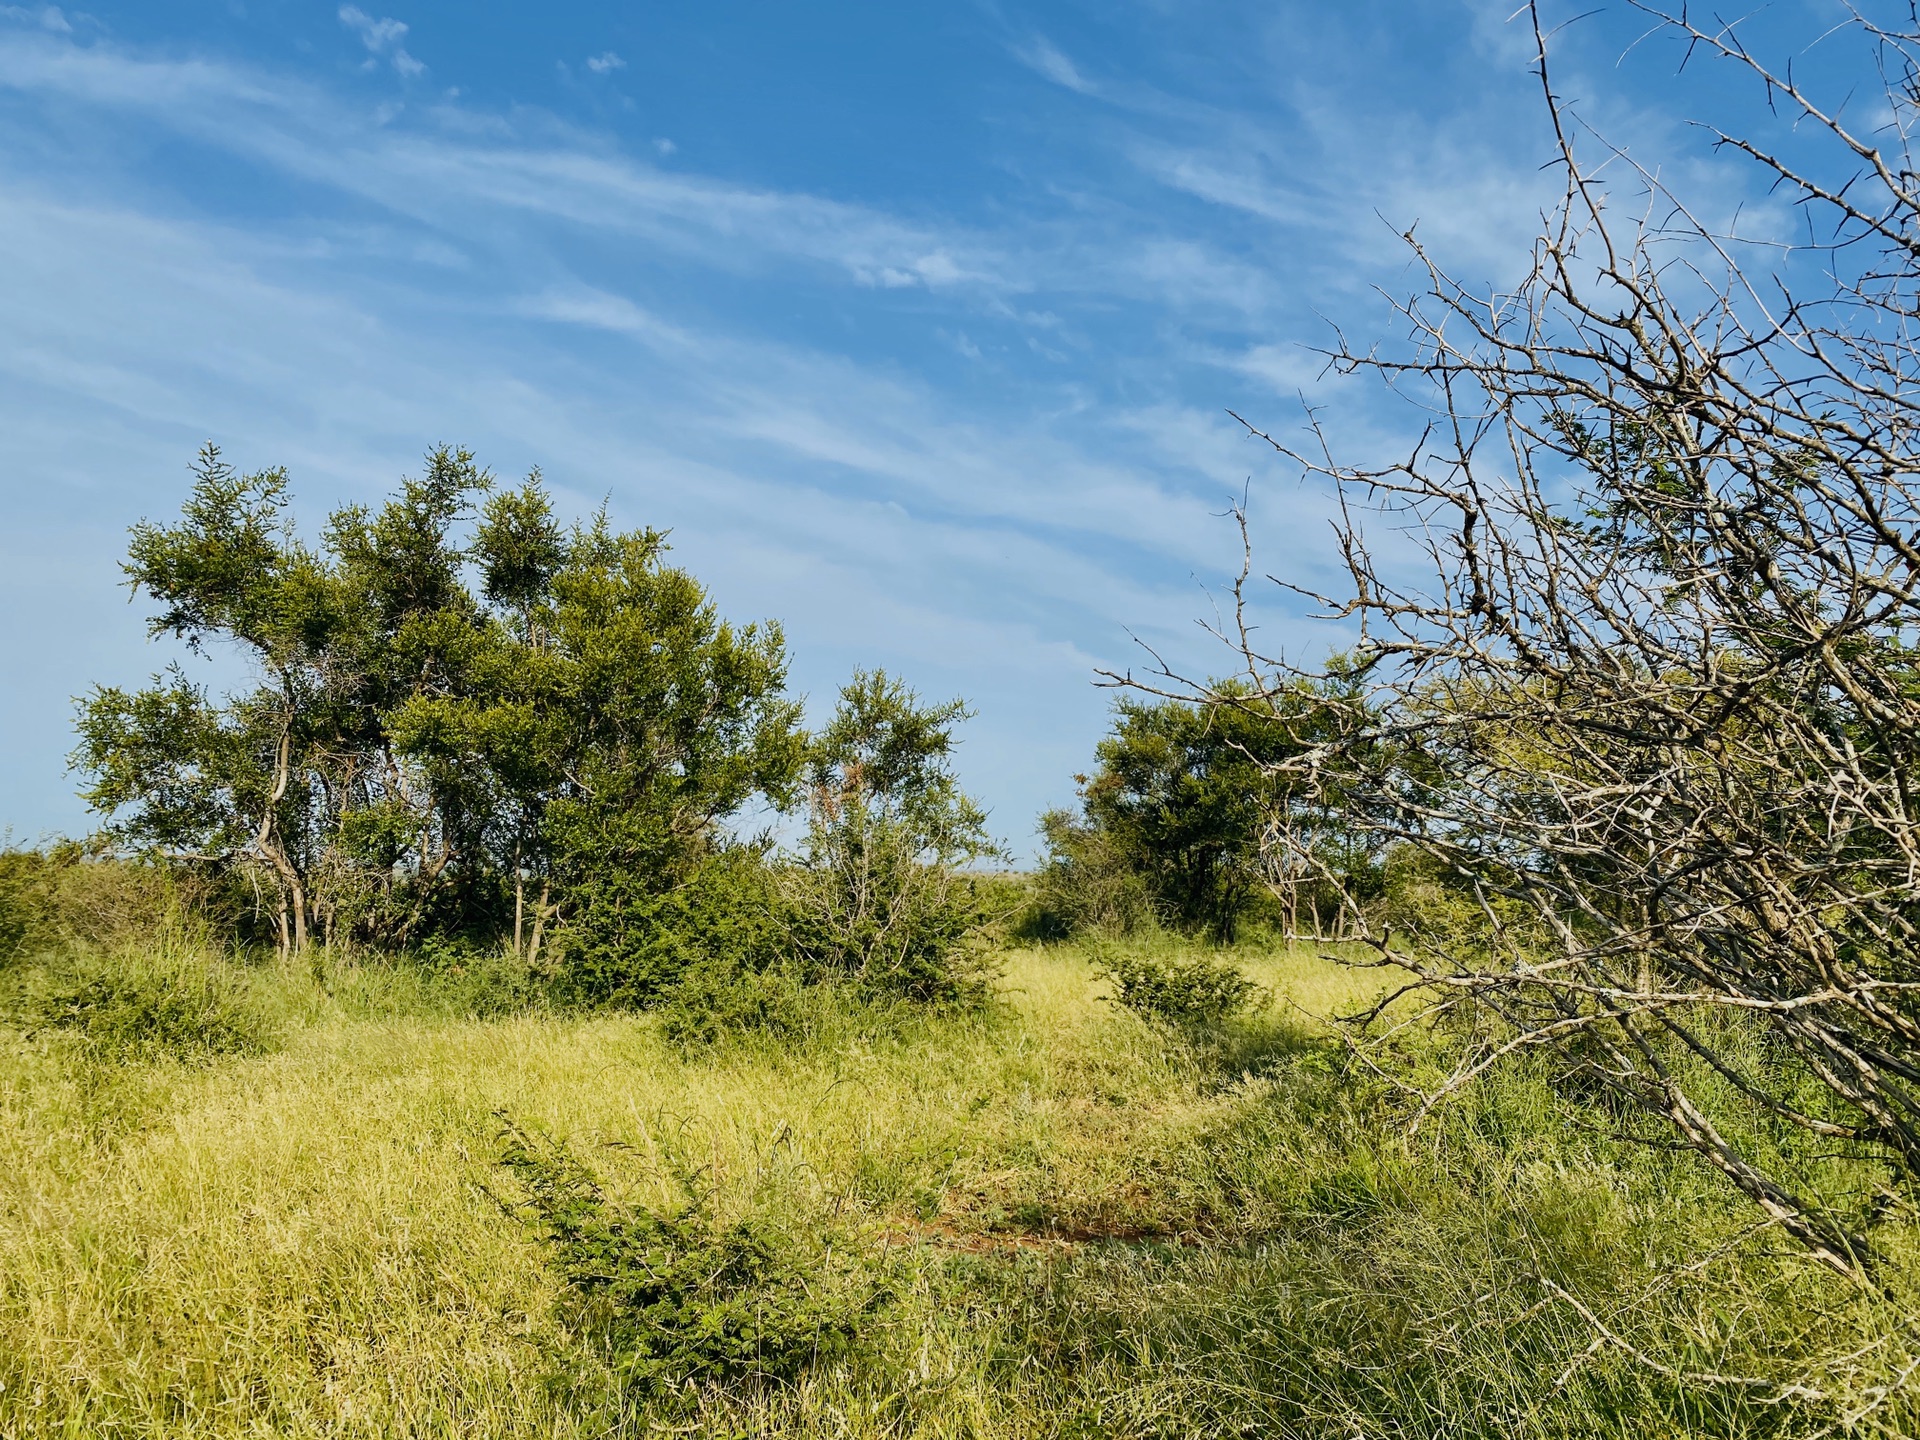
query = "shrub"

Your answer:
(496, 1120), (883, 1399)
(76, 451), (807, 964)
(1363, 845), (1543, 961)
(656, 960), (821, 1048)
(965, 870), (1036, 943)
(784, 672), (1005, 1006)
(1018, 809), (1159, 942)
(1092, 942), (1263, 1029)
(552, 846), (785, 1008)
(781, 818), (1002, 1006)
(0, 844), (207, 966)
(9, 937), (280, 1063)
(0, 851), (32, 965)
(655, 961), (939, 1052)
